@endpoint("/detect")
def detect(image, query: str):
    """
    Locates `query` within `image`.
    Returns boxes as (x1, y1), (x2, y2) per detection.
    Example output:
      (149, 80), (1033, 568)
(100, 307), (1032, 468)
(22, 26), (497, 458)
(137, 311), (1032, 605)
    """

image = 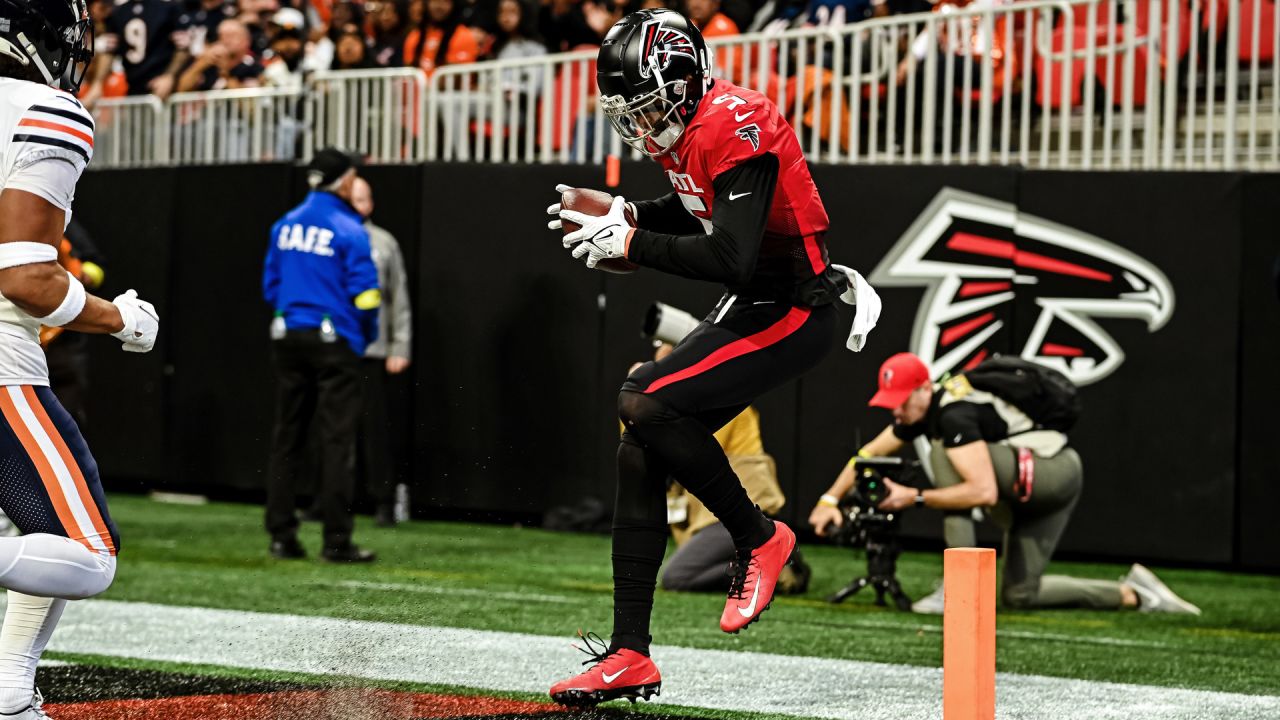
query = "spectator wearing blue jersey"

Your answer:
(262, 148), (381, 564)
